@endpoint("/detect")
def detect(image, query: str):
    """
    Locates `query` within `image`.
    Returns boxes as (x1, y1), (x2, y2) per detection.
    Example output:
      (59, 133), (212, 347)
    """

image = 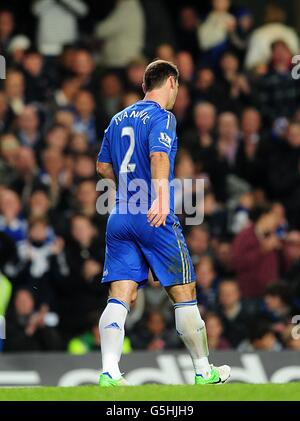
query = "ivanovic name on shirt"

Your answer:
(114, 109), (150, 126)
